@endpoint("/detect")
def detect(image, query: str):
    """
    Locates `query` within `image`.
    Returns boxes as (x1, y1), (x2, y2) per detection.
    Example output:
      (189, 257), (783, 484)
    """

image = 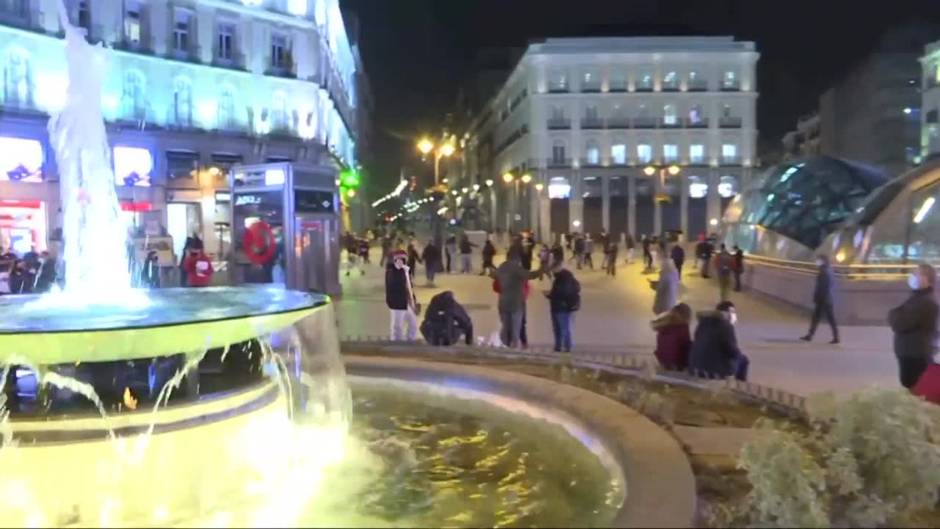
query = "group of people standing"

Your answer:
(0, 248), (58, 295)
